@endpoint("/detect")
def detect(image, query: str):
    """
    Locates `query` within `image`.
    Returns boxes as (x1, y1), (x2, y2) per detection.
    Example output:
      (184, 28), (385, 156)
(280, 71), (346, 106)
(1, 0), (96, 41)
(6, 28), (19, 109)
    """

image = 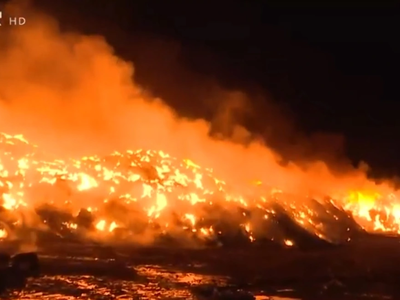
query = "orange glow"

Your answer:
(0, 3), (399, 247)
(0, 228), (8, 239)
(0, 132), (400, 246)
(284, 239), (294, 247)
